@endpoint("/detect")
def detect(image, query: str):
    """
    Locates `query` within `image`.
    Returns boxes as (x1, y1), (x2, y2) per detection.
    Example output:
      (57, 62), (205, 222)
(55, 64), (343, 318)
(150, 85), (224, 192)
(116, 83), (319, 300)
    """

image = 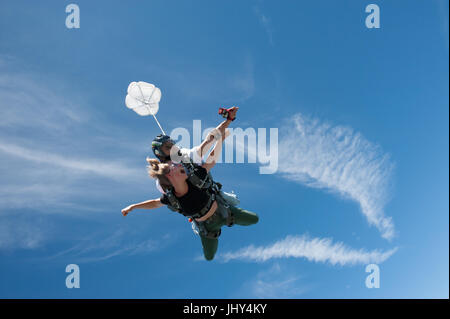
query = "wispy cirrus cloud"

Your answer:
(231, 263), (310, 298)
(48, 228), (173, 263)
(278, 114), (395, 240)
(0, 66), (87, 132)
(221, 235), (398, 266)
(220, 113), (397, 268)
(0, 56), (153, 216)
(253, 6), (274, 46)
(0, 214), (49, 250)
(0, 140), (142, 180)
